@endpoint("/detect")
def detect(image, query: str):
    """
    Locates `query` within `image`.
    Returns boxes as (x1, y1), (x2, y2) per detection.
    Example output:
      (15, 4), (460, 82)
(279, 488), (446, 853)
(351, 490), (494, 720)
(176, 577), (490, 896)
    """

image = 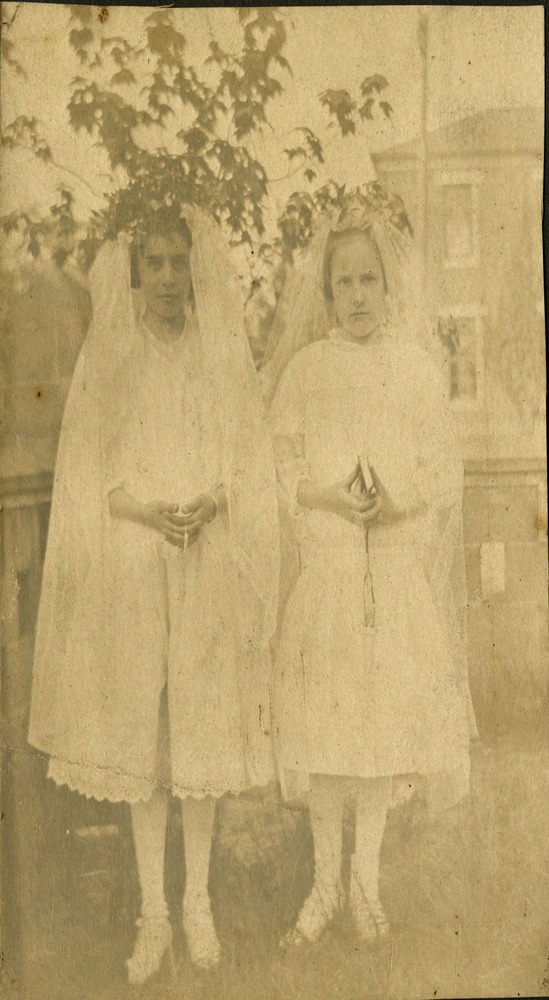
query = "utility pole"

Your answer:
(417, 7), (429, 303)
